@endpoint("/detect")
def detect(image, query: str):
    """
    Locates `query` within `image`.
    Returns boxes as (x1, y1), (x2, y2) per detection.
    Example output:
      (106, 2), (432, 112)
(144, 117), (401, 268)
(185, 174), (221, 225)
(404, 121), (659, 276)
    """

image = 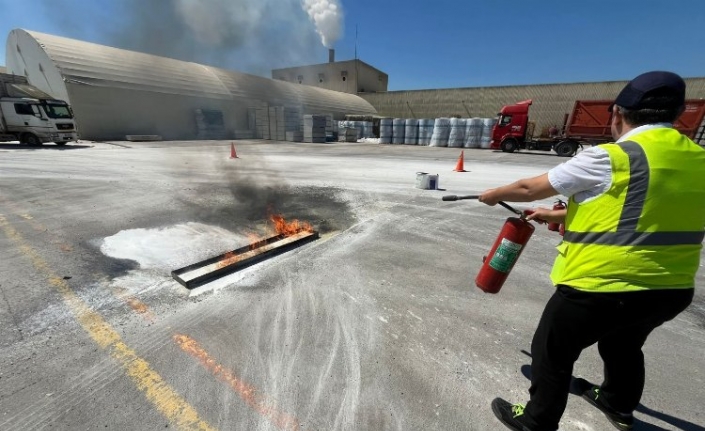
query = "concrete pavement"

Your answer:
(0, 140), (703, 430)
